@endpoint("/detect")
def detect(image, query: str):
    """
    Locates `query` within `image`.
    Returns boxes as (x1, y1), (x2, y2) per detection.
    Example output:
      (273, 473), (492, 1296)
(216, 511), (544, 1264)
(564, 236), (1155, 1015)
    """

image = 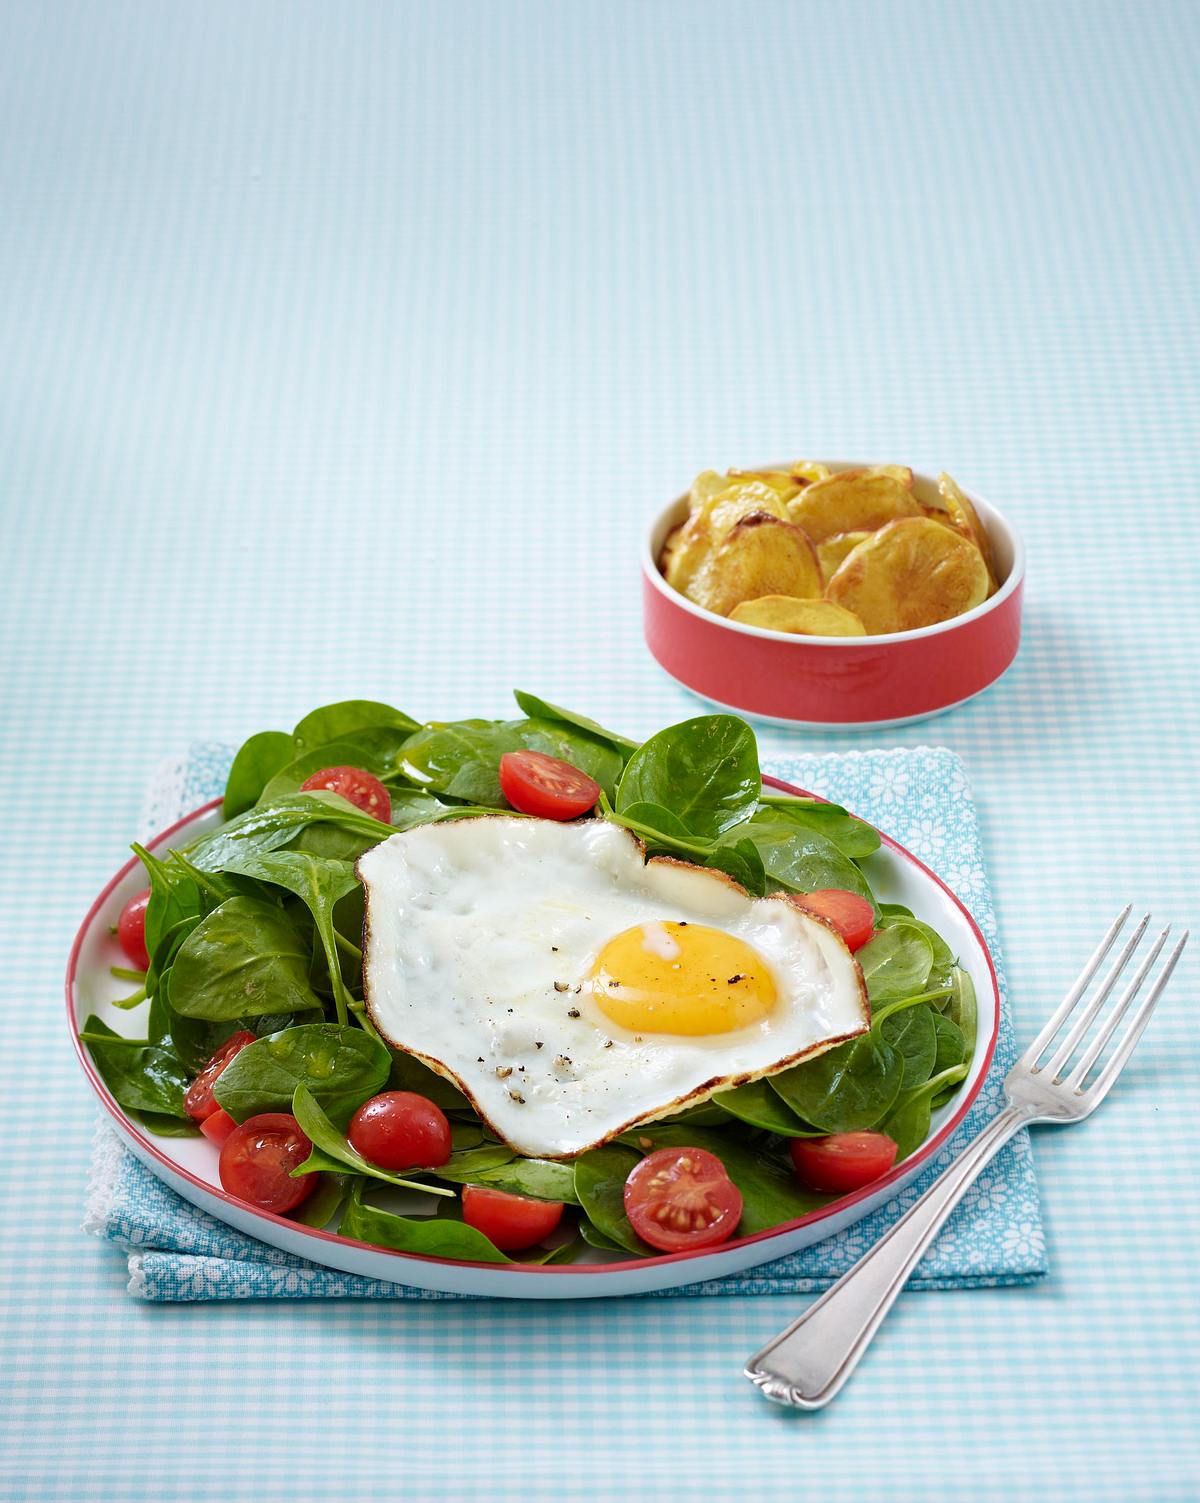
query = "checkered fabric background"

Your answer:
(2, 2), (1198, 1500)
